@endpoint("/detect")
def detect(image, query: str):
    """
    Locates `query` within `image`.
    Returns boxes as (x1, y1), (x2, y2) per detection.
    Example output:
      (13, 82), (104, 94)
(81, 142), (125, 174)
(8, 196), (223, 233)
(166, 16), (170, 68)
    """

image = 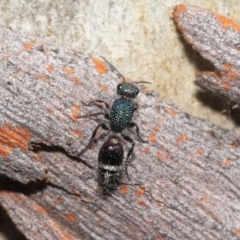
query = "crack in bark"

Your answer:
(28, 141), (94, 169)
